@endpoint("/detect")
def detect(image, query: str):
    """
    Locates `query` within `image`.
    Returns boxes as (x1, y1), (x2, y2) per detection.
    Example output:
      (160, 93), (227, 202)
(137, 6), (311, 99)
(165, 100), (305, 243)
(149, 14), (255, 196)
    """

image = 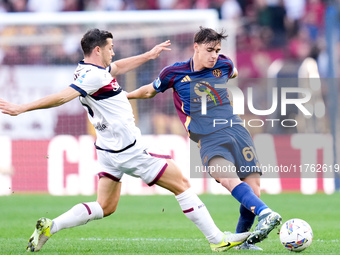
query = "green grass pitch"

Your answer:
(1, 193), (339, 254)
